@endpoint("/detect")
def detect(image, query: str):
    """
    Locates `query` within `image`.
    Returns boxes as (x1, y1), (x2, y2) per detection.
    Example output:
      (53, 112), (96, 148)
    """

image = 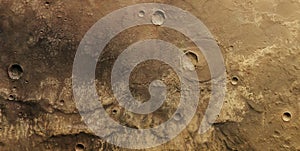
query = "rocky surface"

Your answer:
(0, 0), (299, 150)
